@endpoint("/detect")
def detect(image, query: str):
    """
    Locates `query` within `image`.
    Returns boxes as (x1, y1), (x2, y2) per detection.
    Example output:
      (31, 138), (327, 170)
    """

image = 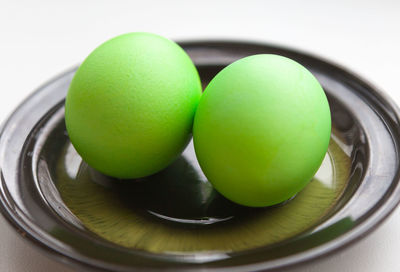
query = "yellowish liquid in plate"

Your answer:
(56, 129), (349, 254)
